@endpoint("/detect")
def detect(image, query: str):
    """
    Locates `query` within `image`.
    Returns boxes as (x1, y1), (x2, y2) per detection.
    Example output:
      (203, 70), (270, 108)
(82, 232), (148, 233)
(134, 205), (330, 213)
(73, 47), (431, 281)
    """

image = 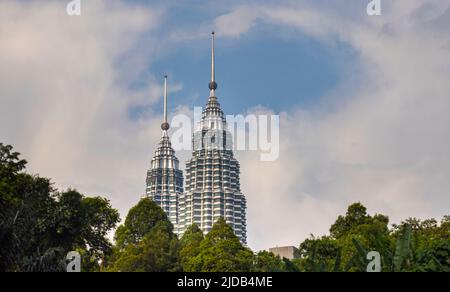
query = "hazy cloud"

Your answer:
(228, 0), (450, 249)
(0, 0), (165, 217)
